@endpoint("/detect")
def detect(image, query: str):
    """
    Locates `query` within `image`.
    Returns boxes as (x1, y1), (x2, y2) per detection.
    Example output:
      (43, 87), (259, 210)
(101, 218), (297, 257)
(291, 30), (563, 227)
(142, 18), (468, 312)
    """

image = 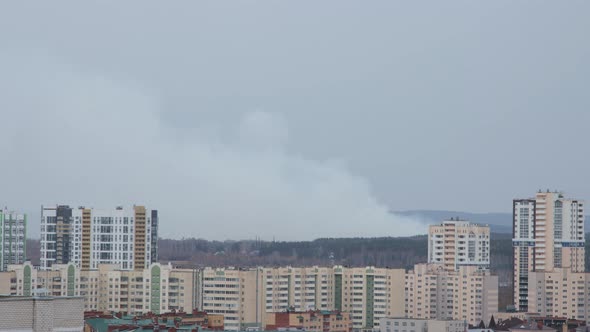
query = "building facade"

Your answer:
(262, 266), (336, 313)
(200, 266), (406, 331)
(40, 205), (158, 270)
(0, 263), (498, 331)
(428, 219), (490, 272)
(199, 267), (262, 331)
(333, 266), (405, 331)
(513, 191), (585, 312)
(0, 209), (26, 271)
(527, 268), (590, 321)
(405, 263), (498, 325)
(1, 262), (197, 315)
